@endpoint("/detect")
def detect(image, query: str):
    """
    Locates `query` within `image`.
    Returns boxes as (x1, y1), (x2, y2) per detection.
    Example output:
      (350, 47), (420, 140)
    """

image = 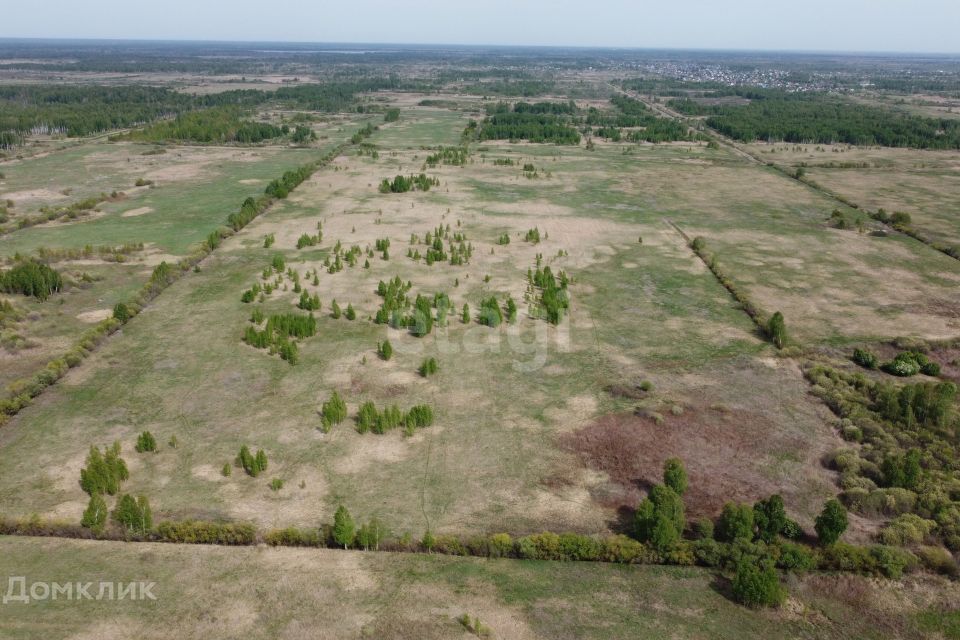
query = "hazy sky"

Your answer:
(3, 0), (958, 54)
